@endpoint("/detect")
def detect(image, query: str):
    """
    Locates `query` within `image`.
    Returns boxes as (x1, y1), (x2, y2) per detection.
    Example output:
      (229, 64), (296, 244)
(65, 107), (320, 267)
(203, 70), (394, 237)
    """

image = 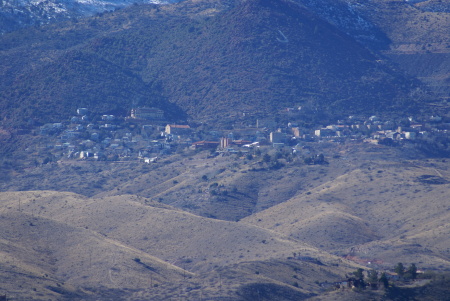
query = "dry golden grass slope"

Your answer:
(0, 191), (339, 272)
(92, 150), (351, 221)
(2, 144), (450, 299)
(0, 190), (362, 300)
(0, 209), (189, 300)
(242, 159), (450, 269)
